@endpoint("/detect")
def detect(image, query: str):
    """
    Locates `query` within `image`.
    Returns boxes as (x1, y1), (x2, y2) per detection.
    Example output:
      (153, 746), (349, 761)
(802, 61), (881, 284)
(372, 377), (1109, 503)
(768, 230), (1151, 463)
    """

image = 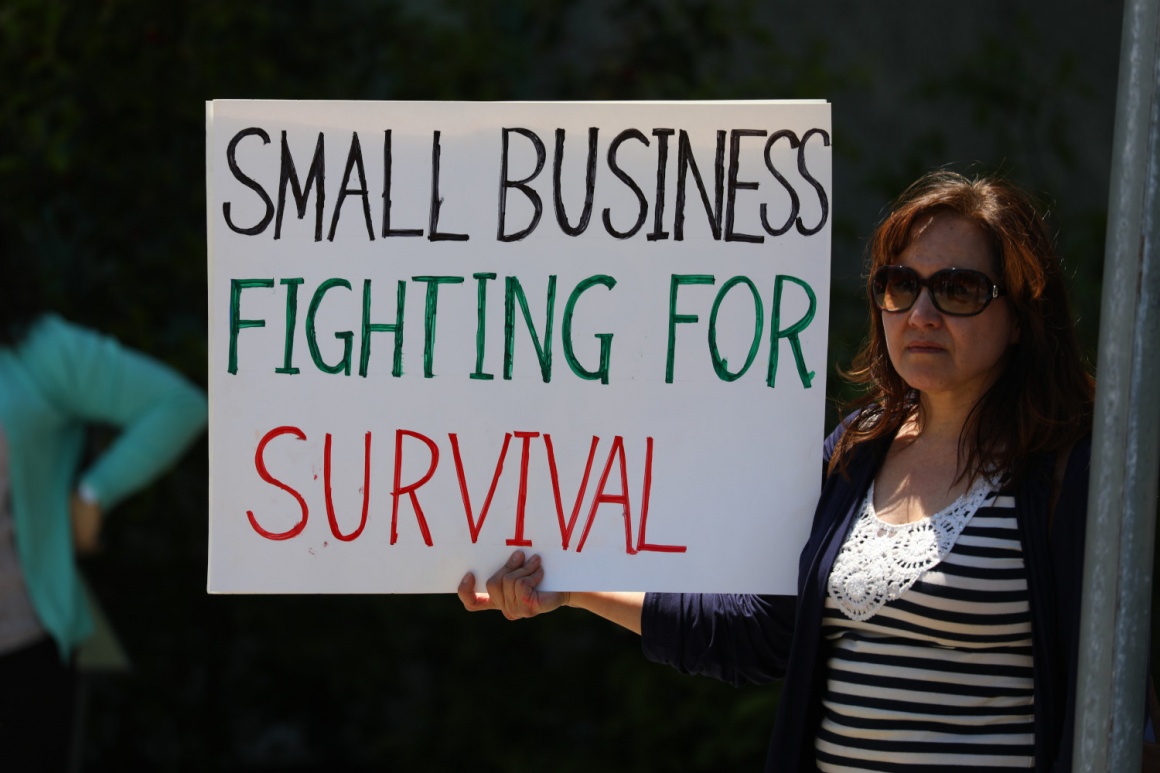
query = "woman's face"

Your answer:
(881, 212), (1019, 409)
